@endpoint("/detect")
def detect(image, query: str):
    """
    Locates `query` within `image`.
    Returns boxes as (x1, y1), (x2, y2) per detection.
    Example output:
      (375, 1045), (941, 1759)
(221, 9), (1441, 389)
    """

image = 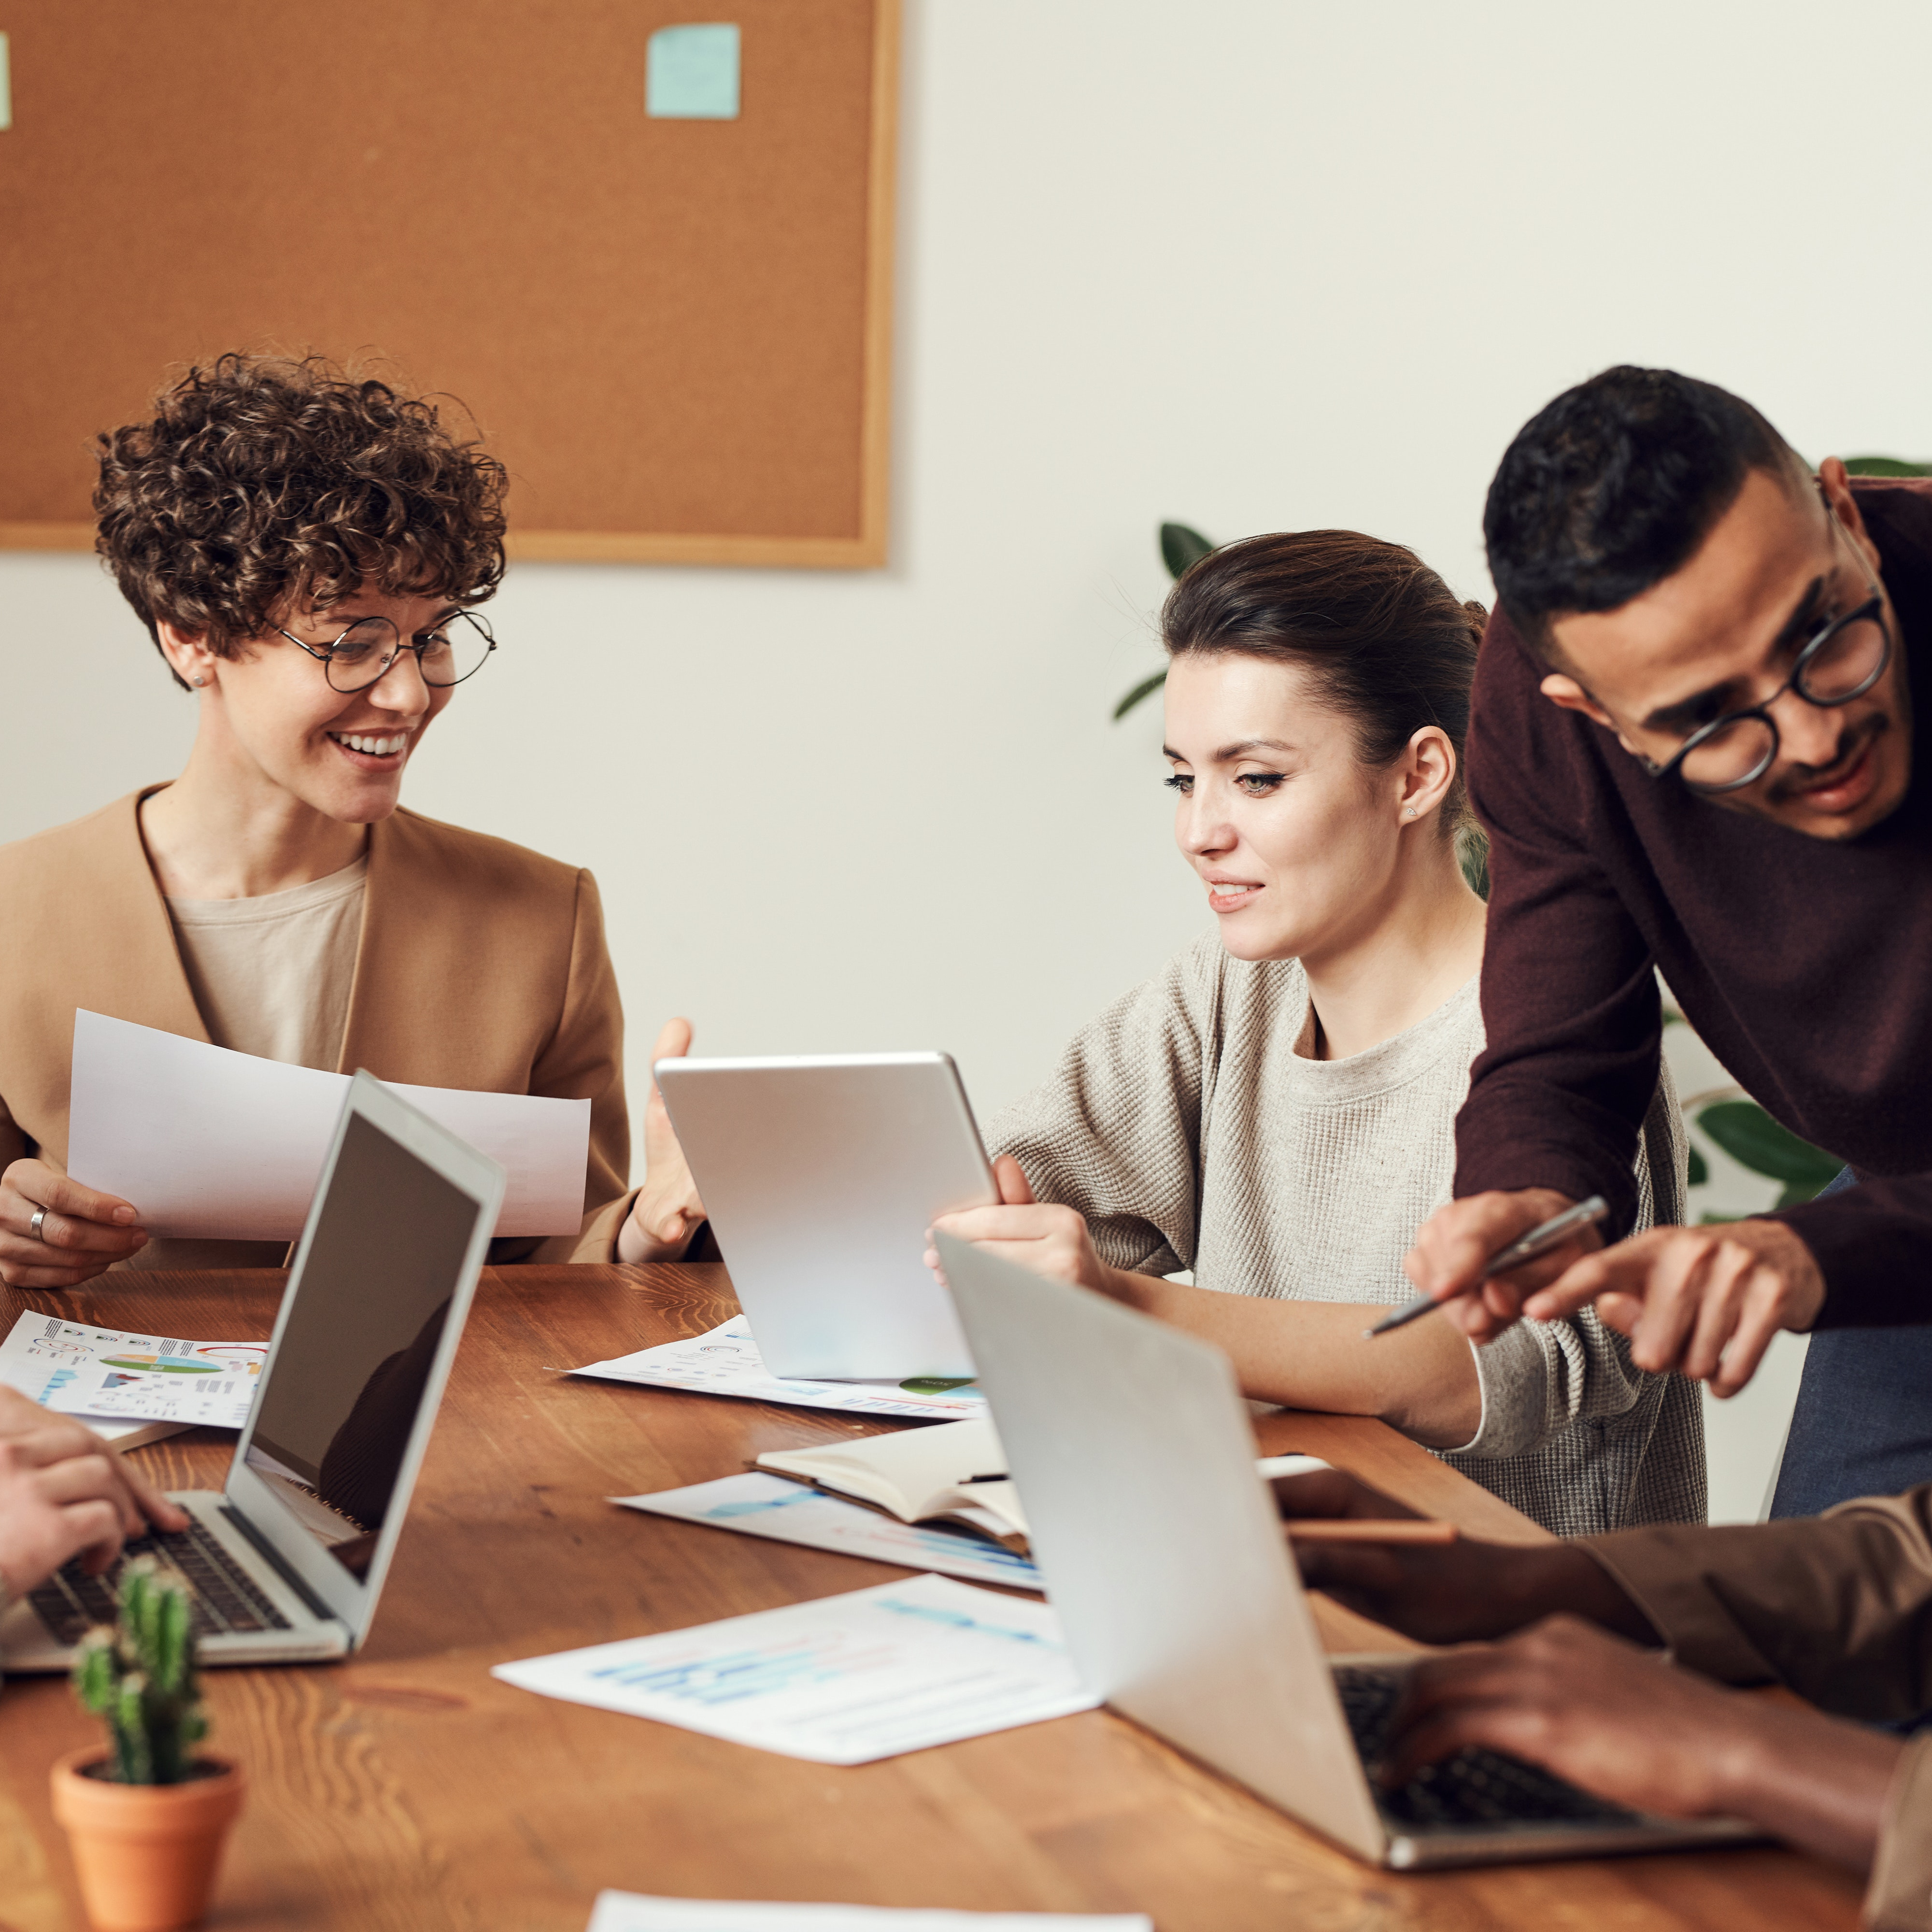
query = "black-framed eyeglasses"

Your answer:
(275, 611), (497, 694)
(1644, 569), (1892, 796)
